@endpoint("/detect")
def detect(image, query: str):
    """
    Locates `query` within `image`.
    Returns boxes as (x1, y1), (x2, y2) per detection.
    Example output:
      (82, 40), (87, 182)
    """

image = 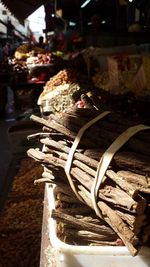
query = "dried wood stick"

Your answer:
(56, 192), (81, 204)
(98, 185), (146, 215)
(78, 185), (145, 236)
(106, 170), (139, 198)
(31, 114), (76, 139)
(52, 209), (117, 237)
(66, 108), (147, 133)
(117, 171), (150, 188)
(56, 206), (93, 215)
(42, 147), (96, 178)
(40, 138), (98, 169)
(66, 108), (150, 143)
(84, 149), (150, 176)
(42, 171), (55, 180)
(28, 148), (145, 215)
(70, 229), (117, 241)
(58, 217), (118, 238)
(27, 132), (51, 140)
(60, 229), (117, 243)
(75, 215), (107, 226)
(42, 141), (150, 197)
(77, 185), (139, 256)
(54, 184), (78, 198)
(70, 167), (145, 215)
(115, 211), (147, 234)
(34, 178), (53, 184)
(46, 111), (150, 157)
(59, 152), (96, 177)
